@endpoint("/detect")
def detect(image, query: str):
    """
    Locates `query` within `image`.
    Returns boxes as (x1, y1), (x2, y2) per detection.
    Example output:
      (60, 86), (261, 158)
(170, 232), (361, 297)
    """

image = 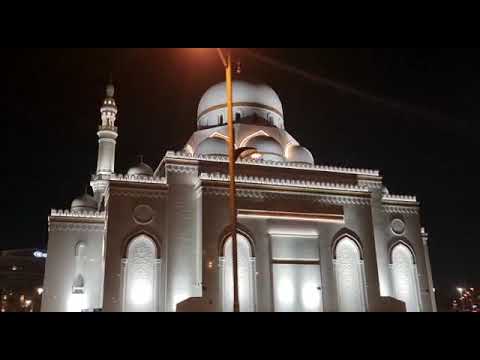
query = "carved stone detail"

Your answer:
(201, 186), (370, 206)
(166, 164), (198, 175)
(109, 189), (167, 199)
(49, 222), (105, 233)
(391, 218), (406, 235)
(384, 206), (419, 215)
(165, 151), (380, 176)
(133, 205), (155, 225)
